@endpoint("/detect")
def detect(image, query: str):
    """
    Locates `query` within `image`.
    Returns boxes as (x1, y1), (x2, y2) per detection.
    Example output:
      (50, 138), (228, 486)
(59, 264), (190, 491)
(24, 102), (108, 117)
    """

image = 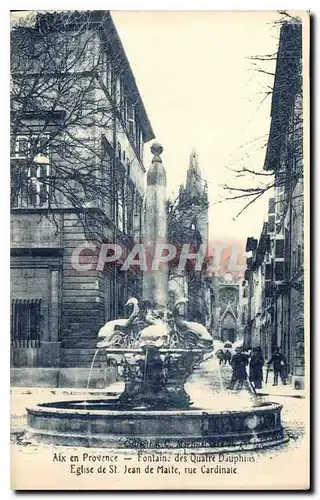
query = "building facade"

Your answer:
(243, 21), (305, 388)
(210, 272), (246, 343)
(10, 11), (155, 381)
